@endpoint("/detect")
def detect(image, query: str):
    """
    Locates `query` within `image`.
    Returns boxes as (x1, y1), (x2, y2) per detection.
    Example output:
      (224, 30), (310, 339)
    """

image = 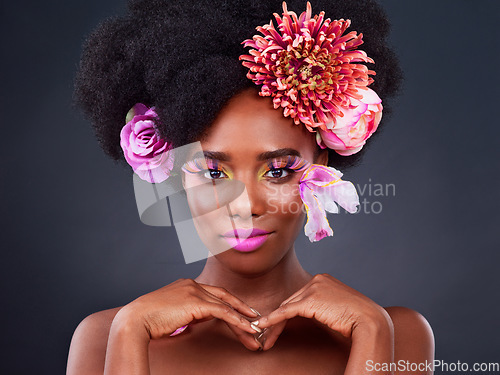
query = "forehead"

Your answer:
(199, 88), (317, 161)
